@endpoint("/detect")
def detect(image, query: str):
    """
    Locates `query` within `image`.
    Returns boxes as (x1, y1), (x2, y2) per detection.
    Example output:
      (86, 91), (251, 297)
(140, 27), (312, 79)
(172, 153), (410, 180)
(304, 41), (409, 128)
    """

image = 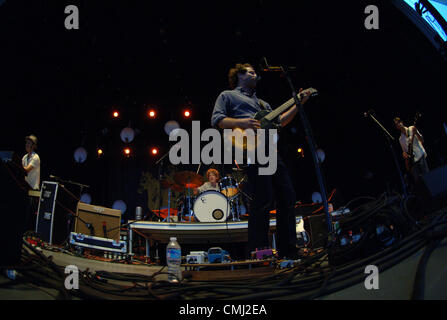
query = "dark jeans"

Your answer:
(246, 155), (297, 258)
(24, 196), (38, 233)
(407, 156), (429, 193)
(412, 156), (429, 182)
